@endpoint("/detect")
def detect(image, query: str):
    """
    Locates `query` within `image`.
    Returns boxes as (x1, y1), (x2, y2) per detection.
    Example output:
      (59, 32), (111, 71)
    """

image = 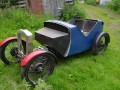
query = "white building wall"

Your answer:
(100, 0), (111, 5)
